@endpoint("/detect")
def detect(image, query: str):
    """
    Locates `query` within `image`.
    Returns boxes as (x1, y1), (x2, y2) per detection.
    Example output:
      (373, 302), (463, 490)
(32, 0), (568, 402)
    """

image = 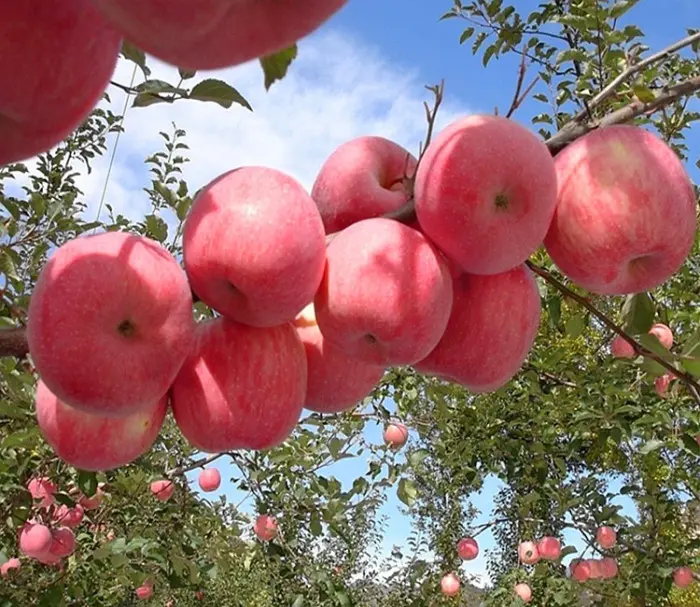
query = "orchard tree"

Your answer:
(1, 1), (700, 606)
